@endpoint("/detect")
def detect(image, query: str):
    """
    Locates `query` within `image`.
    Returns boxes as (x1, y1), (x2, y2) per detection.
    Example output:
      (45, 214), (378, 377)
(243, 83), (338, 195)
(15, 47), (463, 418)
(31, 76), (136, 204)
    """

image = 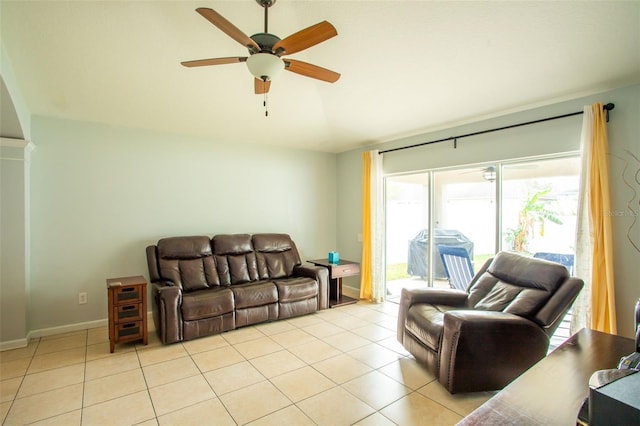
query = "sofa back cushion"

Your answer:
(466, 251), (568, 320)
(212, 234), (259, 285)
(252, 234), (301, 279)
(157, 236), (220, 291)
